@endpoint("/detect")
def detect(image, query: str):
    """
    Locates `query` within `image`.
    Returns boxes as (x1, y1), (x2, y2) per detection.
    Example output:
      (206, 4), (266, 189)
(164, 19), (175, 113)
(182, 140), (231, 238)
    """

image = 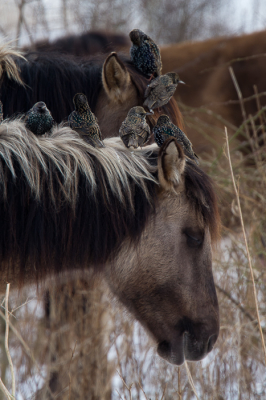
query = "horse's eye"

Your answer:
(184, 229), (204, 248)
